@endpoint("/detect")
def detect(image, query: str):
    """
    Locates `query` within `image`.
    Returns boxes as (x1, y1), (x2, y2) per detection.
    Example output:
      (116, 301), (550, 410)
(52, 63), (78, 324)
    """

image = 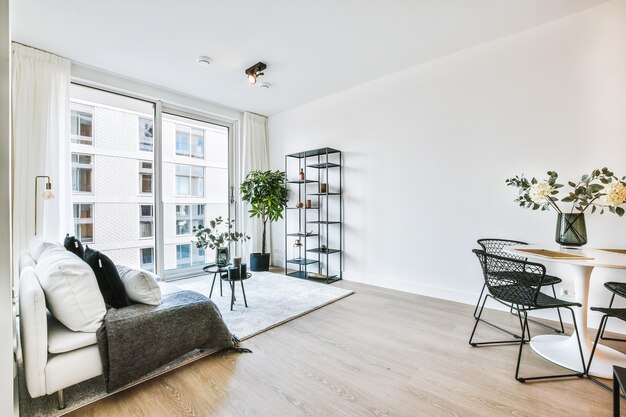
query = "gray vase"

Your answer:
(555, 213), (587, 247)
(215, 247), (229, 267)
